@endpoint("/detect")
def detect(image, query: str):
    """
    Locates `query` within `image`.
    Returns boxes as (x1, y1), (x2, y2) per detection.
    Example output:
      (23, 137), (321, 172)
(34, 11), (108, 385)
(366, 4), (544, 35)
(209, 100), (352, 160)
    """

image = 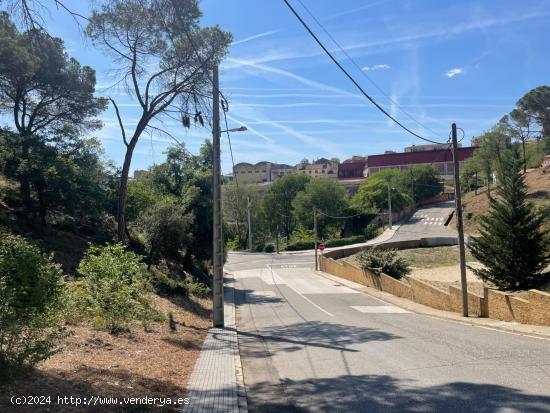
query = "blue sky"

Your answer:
(8, 0), (550, 173)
